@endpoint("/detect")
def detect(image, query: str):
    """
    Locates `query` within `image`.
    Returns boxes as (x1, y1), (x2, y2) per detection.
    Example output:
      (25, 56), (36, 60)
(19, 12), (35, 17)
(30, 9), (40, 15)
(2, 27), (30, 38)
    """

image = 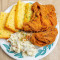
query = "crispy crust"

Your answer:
(5, 5), (19, 32)
(15, 3), (19, 29)
(5, 25), (17, 33)
(30, 27), (58, 47)
(23, 2), (42, 32)
(0, 37), (9, 39)
(45, 5), (57, 27)
(22, 2), (57, 32)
